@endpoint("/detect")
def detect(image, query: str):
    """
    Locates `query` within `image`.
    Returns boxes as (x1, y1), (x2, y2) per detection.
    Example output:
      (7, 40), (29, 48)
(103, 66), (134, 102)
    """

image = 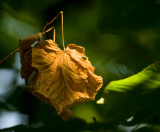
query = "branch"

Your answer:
(0, 48), (20, 64)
